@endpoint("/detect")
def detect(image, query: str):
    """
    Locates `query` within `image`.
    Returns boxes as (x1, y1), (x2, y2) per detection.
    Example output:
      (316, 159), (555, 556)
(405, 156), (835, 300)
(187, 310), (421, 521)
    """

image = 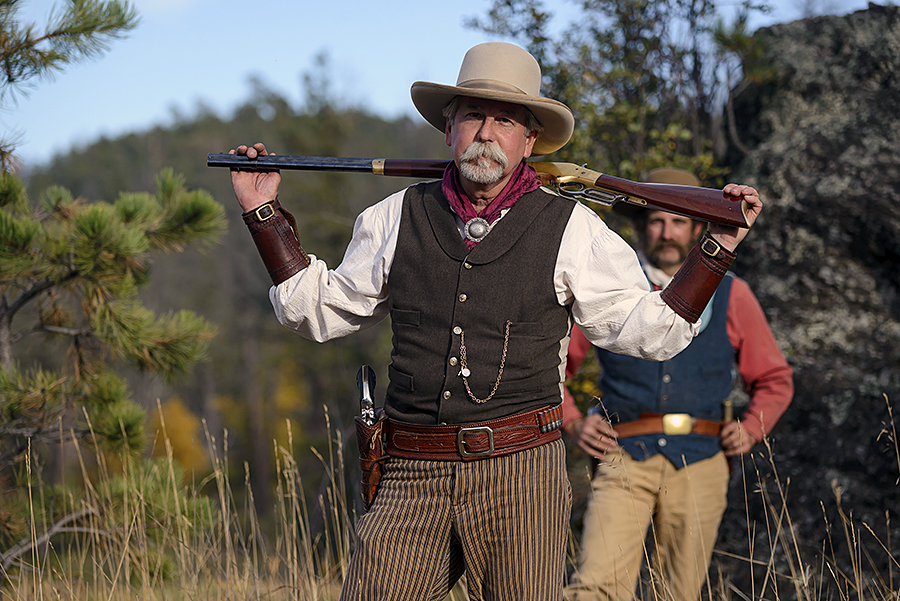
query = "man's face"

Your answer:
(445, 96), (537, 185)
(643, 211), (705, 272)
